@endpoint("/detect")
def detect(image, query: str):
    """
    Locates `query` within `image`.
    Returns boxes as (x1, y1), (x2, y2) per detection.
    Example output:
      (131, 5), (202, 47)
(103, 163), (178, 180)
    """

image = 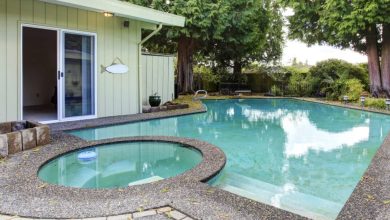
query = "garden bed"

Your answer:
(142, 102), (190, 113)
(0, 121), (50, 158)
